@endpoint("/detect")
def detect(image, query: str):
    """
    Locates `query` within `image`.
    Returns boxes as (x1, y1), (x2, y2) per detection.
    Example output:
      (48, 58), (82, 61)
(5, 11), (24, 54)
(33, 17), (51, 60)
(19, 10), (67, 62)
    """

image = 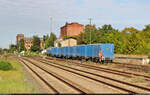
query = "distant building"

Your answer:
(54, 38), (77, 47)
(54, 38), (63, 47)
(16, 34), (43, 51)
(60, 22), (84, 38)
(16, 34), (24, 44)
(24, 37), (33, 51)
